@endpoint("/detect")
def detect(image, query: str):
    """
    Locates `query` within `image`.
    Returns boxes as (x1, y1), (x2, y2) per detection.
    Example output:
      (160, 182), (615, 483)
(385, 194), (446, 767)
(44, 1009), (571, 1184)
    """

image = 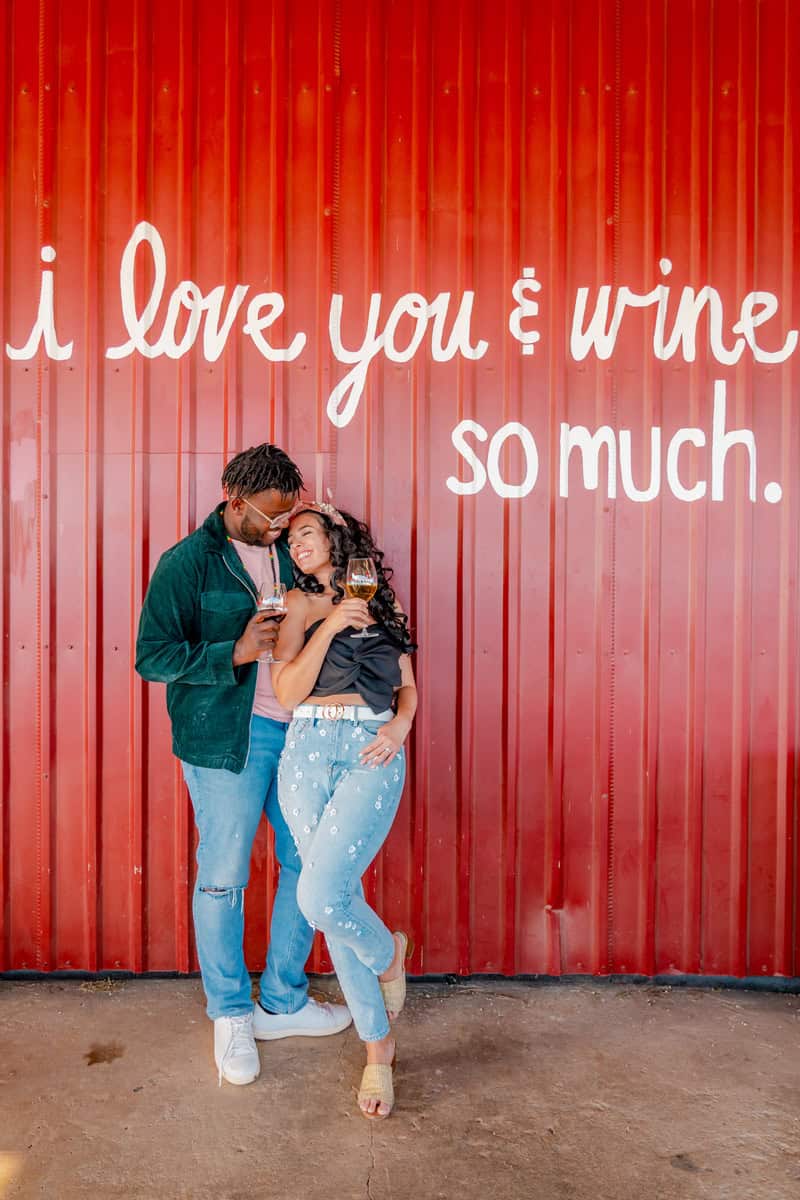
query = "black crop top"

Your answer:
(303, 619), (404, 712)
